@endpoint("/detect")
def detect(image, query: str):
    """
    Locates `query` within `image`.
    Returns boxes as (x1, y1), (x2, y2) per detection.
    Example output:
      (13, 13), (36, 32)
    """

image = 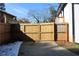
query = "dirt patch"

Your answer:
(56, 41), (75, 47)
(56, 41), (79, 55)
